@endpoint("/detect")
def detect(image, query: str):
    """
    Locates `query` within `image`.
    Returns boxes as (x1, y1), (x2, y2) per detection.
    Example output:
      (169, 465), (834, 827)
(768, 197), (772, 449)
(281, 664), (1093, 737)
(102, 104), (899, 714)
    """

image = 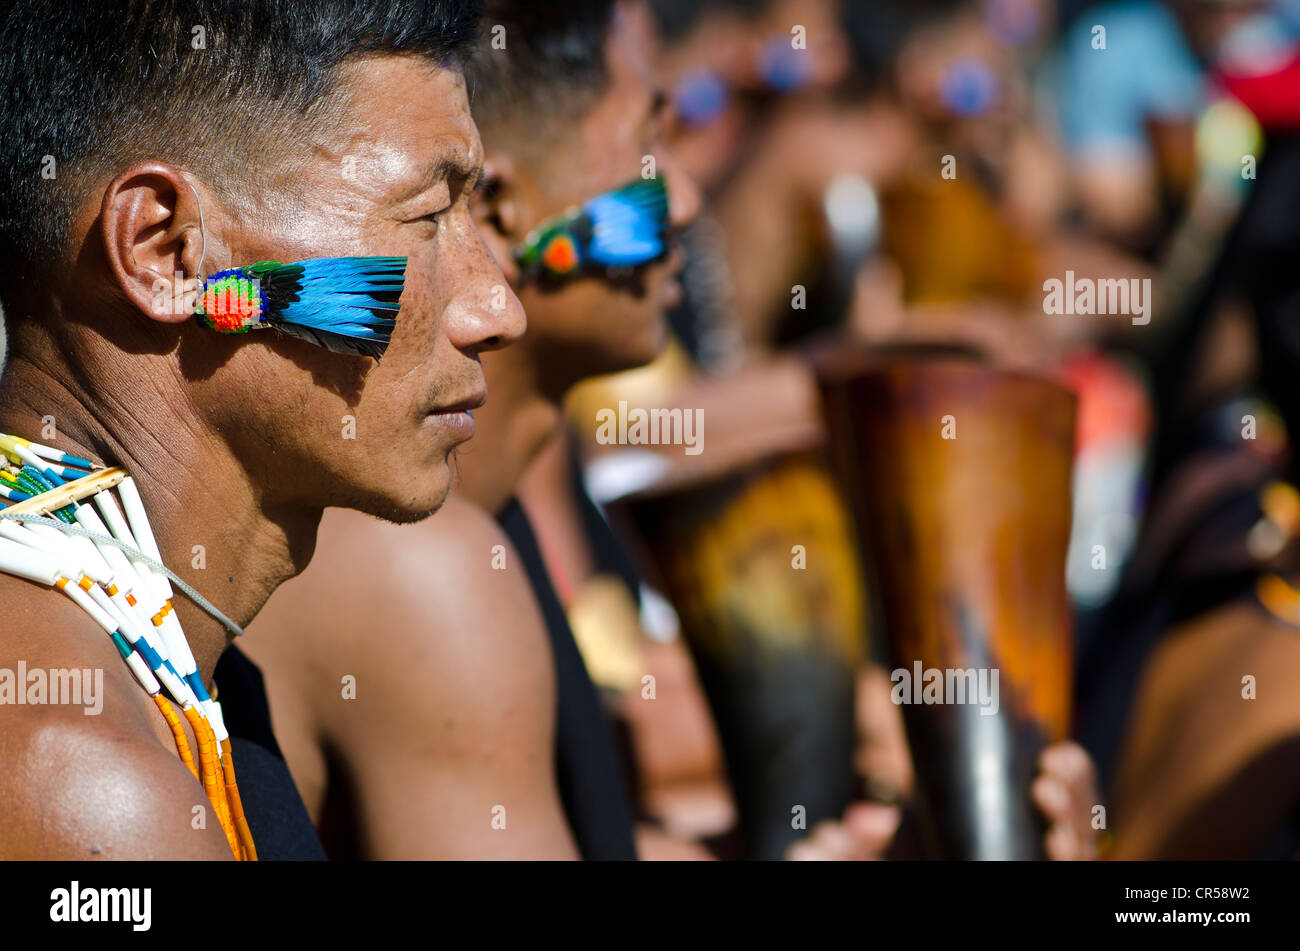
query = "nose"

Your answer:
(445, 229), (527, 355)
(660, 148), (702, 232)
